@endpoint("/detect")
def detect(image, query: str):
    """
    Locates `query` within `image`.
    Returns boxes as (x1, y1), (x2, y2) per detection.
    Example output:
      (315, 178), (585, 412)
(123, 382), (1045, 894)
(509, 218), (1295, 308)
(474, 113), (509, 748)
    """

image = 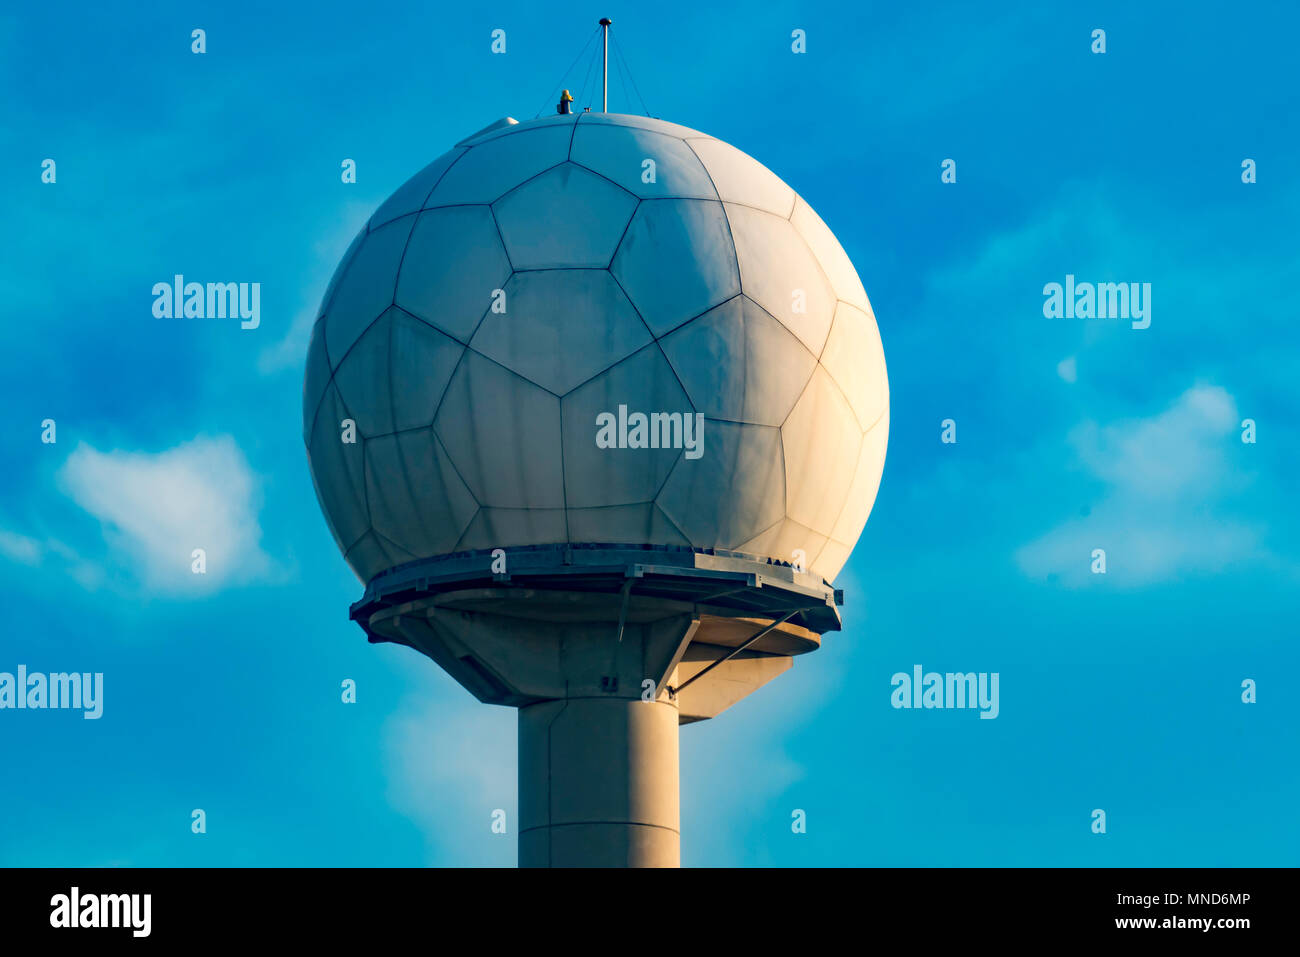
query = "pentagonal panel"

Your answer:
(611, 199), (740, 337)
(571, 124), (718, 200)
(370, 148), (466, 230)
(687, 138), (794, 217)
(493, 163), (638, 269)
(395, 205), (511, 343)
(303, 317), (332, 442)
(660, 296), (817, 426)
(655, 419), (785, 548)
(434, 351), (564, 509)
(566, 503), (689, 545)
(390, 309), (464, 431)
(455, 507), (567, 550)
(332, 311), (394, 436)
(583, 113), (712, 140)
(471, 270), (651, 396)
(365, 428), (478, 557)
(736, 518), (828, 573)
(325, 215), (414, 365)
(790, 196), (870, 314)
(317, 227), (366, 317)
(819, 301), (888, 432)
(307, 382), (370, 554)
(726, 203), (835, 356)
(781, 367), (862, 535)
(425, 126), (573, 206)
(560, 344), (692, 508)
(830, 409), (889, 545)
